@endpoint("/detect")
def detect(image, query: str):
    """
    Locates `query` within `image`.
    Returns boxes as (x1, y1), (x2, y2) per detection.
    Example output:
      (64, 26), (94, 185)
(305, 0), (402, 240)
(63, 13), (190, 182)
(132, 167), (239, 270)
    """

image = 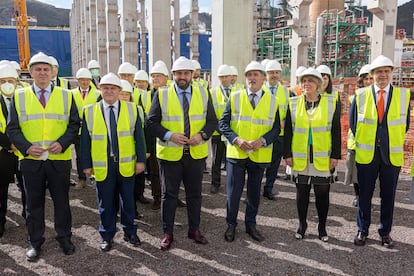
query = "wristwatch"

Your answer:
(199, 131), (209, 140)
